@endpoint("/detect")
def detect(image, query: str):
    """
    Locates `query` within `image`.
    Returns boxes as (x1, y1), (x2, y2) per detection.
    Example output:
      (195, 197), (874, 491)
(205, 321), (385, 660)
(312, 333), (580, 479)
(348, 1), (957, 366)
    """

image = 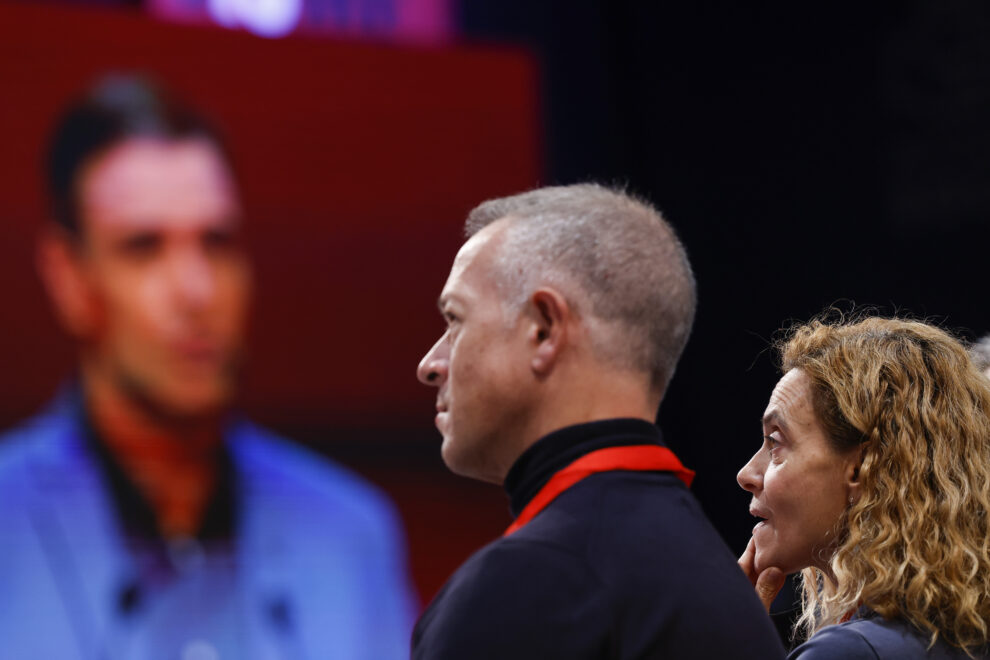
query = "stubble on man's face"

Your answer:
(424, 222), (534, 484)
